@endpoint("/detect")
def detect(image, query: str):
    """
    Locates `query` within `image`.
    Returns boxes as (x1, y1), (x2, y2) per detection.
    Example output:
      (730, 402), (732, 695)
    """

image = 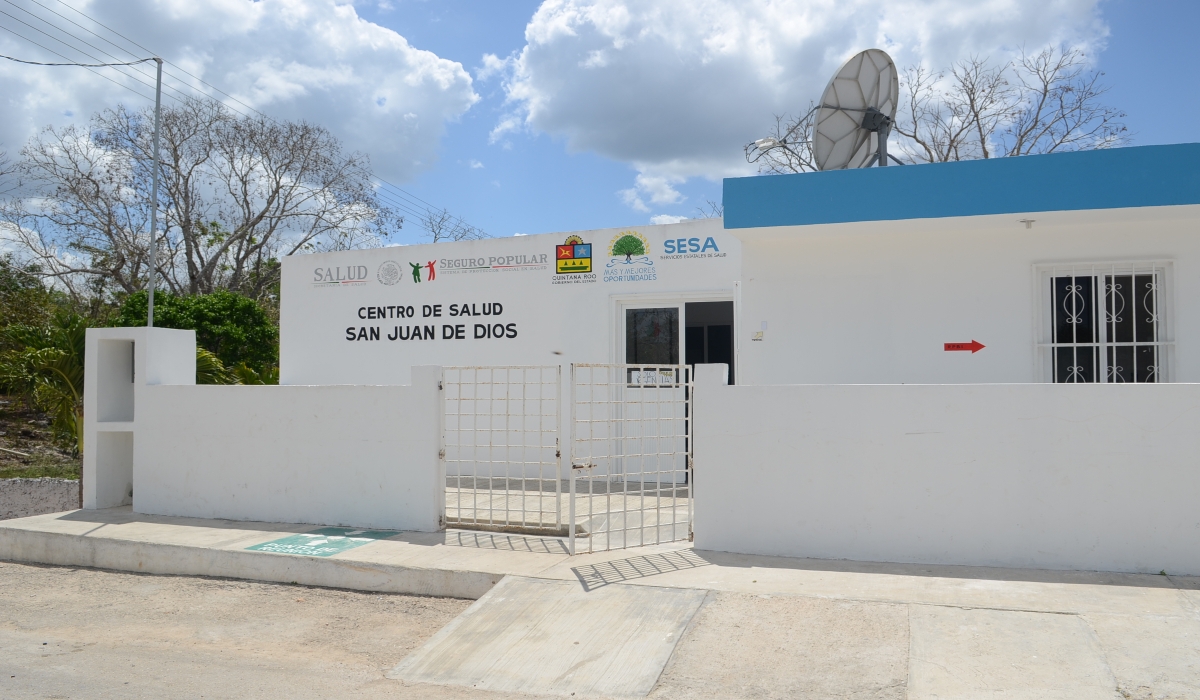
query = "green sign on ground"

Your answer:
(246, 527), (399, 557)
